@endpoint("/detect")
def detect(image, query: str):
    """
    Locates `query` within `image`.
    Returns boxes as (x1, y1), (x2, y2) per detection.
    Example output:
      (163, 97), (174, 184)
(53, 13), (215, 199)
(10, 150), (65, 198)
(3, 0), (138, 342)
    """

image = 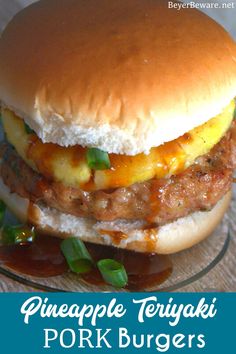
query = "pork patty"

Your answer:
(1, 122), (236, 226)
